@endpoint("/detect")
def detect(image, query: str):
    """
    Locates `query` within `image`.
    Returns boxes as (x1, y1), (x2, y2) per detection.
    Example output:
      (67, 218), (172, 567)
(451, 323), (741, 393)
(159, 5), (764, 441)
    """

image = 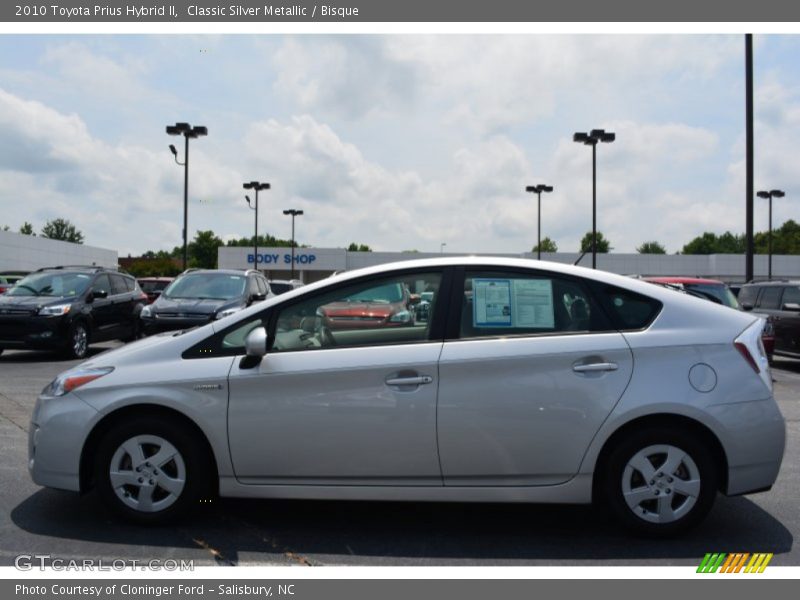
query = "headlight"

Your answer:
(216, 307), (242, 320)
(43, 367), (114, 397)
(38, 304), (71, 316)
(389, 310), (412, 323)
(140, 305), (152, 318)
